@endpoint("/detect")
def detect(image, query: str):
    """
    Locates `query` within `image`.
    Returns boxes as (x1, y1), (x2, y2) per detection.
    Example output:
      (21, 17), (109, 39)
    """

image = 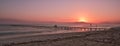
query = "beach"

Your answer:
(1, 26), (120, 46)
